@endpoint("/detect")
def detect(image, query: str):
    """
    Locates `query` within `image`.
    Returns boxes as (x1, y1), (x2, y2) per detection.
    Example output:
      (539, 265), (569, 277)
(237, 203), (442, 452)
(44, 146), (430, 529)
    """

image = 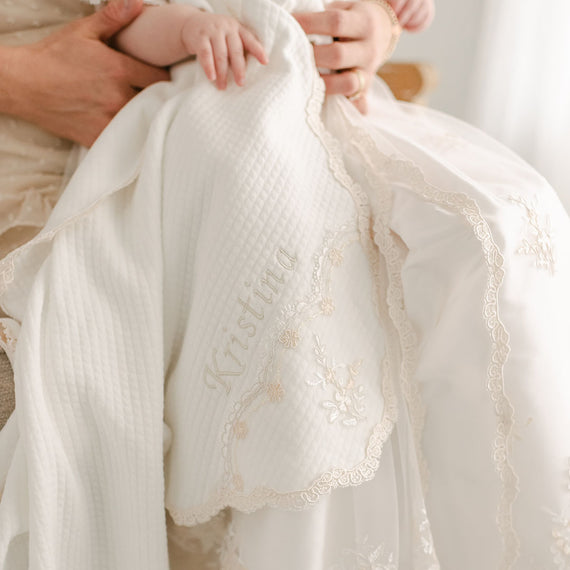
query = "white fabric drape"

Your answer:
(469, 0), (570, 213)
(0, 0), (570, 568)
